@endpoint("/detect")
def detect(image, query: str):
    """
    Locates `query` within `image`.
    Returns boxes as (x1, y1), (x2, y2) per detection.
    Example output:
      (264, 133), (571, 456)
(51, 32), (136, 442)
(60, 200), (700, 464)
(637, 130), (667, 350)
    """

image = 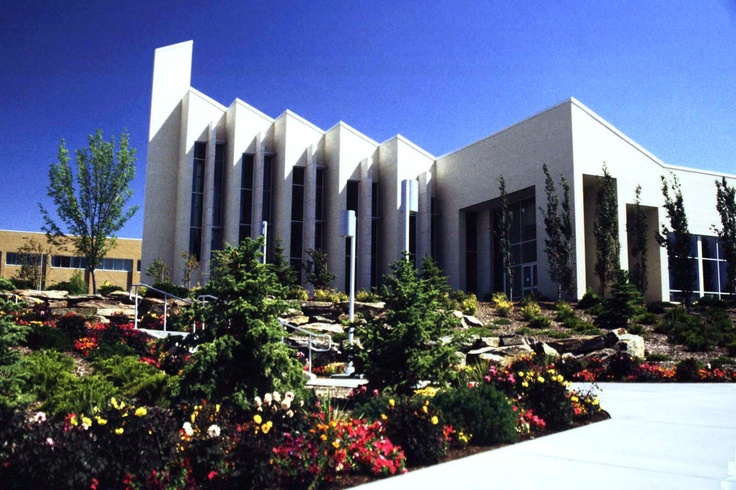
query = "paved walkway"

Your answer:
(355, 383), (736, 489)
